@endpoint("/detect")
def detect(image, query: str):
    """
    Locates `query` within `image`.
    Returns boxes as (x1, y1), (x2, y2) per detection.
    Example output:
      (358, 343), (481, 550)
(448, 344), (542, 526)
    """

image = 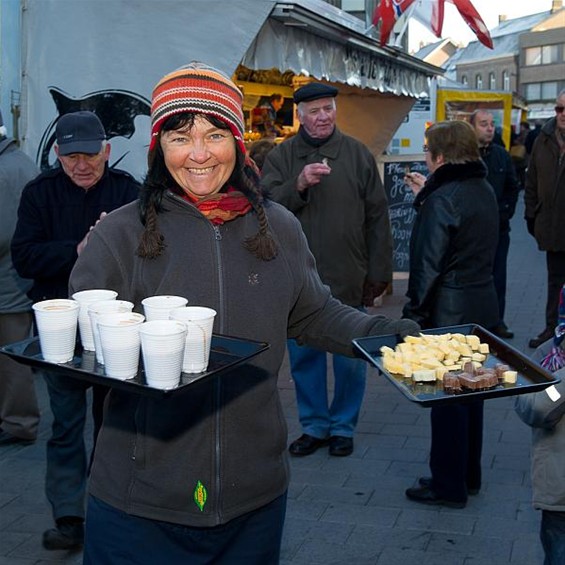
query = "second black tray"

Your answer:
(1, 335), (269, 398)
(353, 324), (560, 406)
